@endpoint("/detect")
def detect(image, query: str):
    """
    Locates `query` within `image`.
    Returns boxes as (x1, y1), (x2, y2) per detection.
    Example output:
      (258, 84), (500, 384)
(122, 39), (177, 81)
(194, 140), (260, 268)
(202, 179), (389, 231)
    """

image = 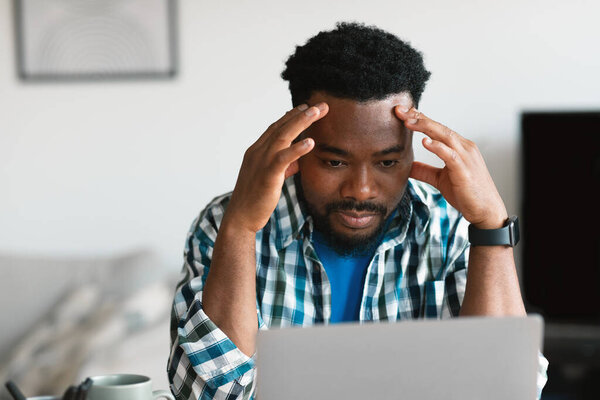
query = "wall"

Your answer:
(1, 0), (599, 271)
